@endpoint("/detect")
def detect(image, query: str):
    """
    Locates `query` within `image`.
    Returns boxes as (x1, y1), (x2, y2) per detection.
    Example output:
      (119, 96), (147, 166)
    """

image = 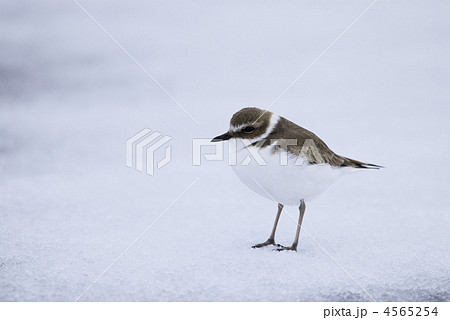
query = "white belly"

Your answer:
(231, 143), (346, 206)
